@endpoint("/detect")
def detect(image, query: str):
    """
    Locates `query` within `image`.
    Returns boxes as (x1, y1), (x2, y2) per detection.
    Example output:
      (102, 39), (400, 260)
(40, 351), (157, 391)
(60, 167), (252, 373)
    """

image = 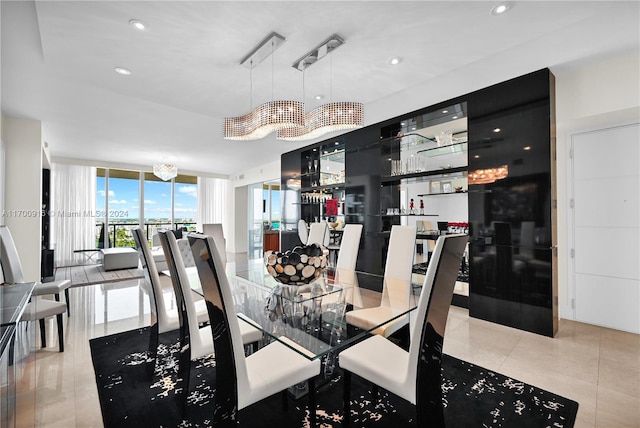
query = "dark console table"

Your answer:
(0, 282), (35, 427)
